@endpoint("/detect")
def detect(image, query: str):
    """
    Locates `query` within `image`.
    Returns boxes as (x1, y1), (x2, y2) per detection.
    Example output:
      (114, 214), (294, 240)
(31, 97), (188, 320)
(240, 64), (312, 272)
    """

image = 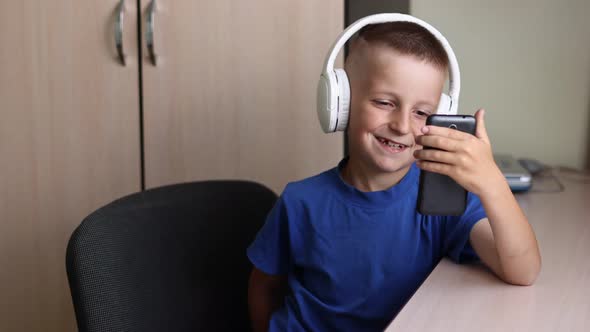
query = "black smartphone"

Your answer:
(417, 115), (477, 216)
